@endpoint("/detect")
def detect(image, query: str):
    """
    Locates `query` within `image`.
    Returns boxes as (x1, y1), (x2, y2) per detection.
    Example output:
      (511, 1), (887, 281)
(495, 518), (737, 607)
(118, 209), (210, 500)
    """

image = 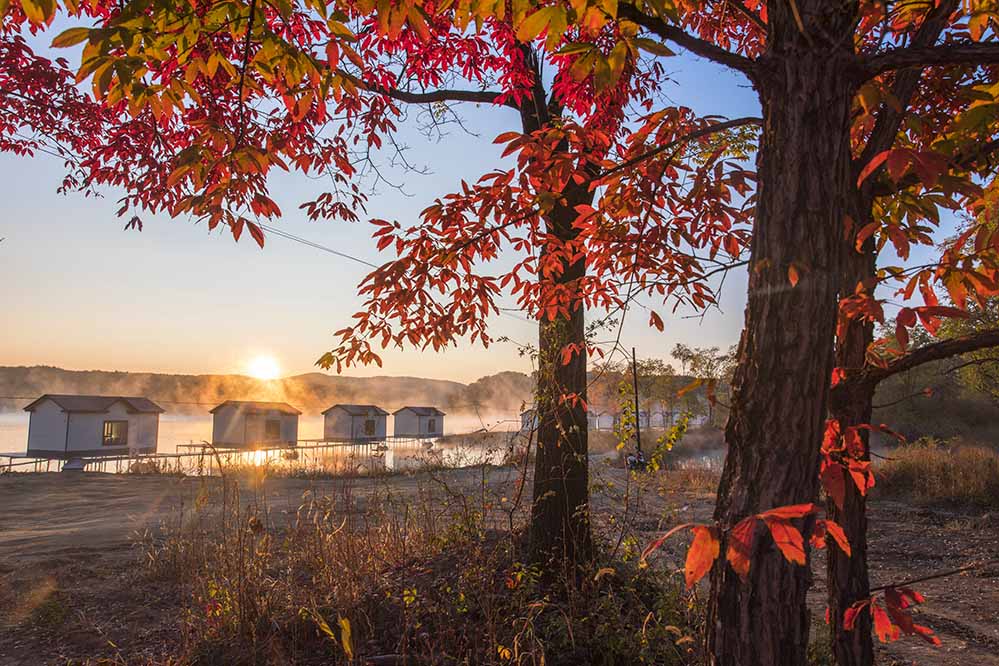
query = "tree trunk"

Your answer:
(529, 228), (593, 568)
(706, 3), (860, 663)
(517, 45), (594, 570)
(826, 202), (878, 665)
